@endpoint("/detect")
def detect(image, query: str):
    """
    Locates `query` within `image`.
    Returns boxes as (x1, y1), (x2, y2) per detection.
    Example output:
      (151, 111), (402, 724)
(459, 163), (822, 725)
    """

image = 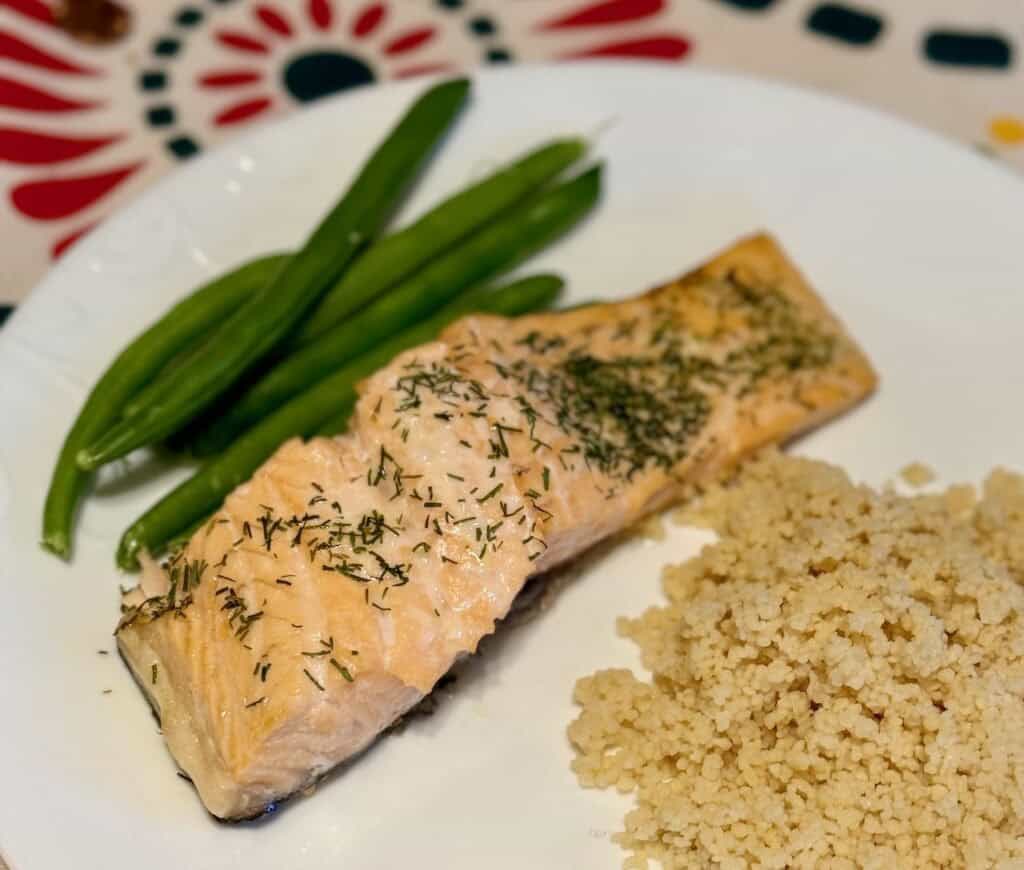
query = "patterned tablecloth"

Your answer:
(1, 0), (1022, 316)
